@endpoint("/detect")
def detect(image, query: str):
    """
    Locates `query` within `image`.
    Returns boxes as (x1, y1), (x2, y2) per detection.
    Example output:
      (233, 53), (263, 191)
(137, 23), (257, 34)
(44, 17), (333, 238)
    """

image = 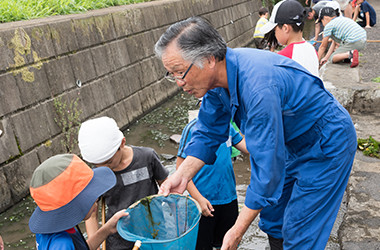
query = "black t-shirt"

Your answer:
(104, 146), (169, 250)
